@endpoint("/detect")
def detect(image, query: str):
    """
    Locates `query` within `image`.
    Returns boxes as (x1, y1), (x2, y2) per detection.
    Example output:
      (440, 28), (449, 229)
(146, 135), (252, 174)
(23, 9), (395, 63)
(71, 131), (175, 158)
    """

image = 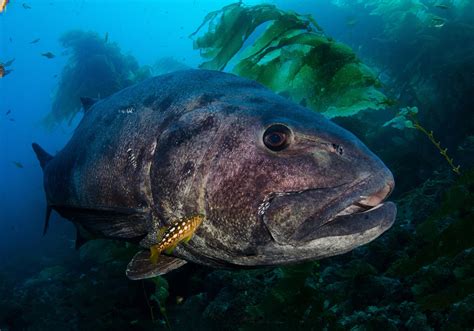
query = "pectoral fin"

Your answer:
(183, 234), (194, 243)
(126, 250), (187, 280)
